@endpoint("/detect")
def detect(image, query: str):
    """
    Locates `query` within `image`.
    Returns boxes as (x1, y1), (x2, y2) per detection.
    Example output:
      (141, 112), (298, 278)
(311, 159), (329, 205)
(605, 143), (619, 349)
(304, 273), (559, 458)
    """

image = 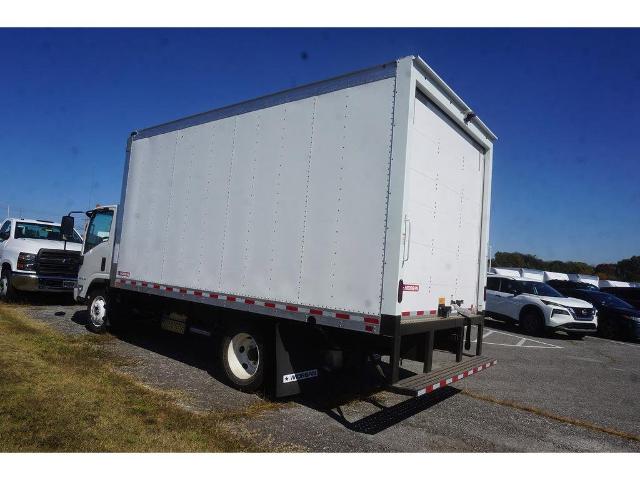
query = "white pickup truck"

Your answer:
(0, 218), (83, 300)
